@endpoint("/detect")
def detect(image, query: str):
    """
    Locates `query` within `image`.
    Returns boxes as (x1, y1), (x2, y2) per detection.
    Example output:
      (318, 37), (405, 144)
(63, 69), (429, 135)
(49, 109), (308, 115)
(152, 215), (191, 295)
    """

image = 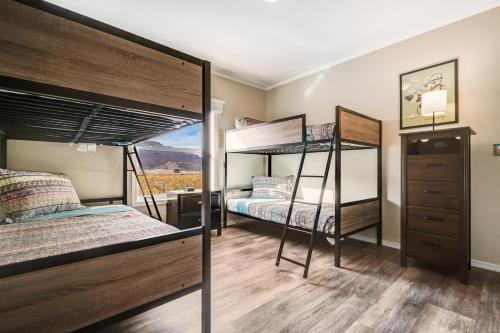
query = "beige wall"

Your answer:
(7, 140), (123, 200)
(266, 7), (500, 266)
(212, 75), (267, 189)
